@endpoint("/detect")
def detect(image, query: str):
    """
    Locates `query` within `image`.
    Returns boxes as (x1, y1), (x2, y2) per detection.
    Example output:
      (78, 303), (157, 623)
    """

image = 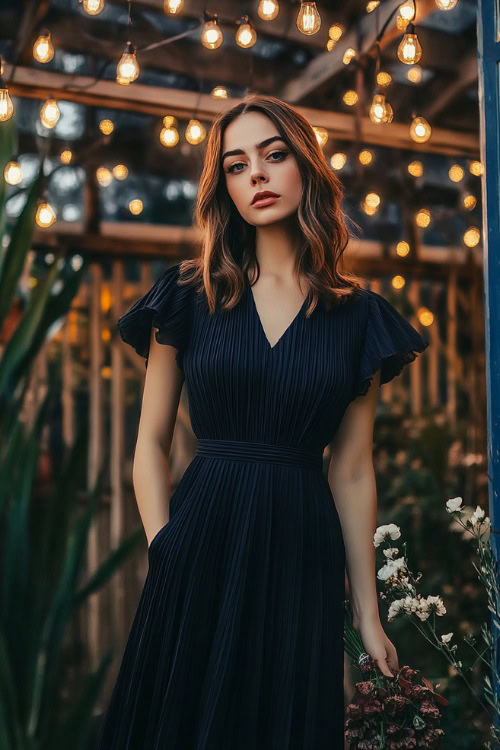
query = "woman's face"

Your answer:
(221, 111), (303, 226)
